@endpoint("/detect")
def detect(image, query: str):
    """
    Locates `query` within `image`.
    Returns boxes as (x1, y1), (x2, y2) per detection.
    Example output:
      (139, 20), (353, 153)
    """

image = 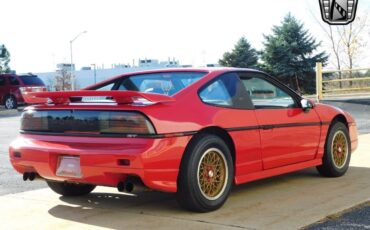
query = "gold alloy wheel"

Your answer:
(197, 148), (228, 200)
(331, 130), (349, 169)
